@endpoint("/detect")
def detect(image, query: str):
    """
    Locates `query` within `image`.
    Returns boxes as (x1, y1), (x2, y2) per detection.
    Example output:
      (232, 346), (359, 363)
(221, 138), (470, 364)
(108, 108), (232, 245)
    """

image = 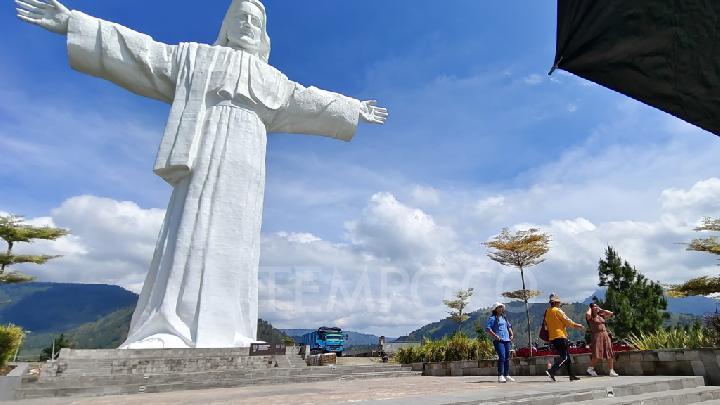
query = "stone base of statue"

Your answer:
(10, 347), (417, 400)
